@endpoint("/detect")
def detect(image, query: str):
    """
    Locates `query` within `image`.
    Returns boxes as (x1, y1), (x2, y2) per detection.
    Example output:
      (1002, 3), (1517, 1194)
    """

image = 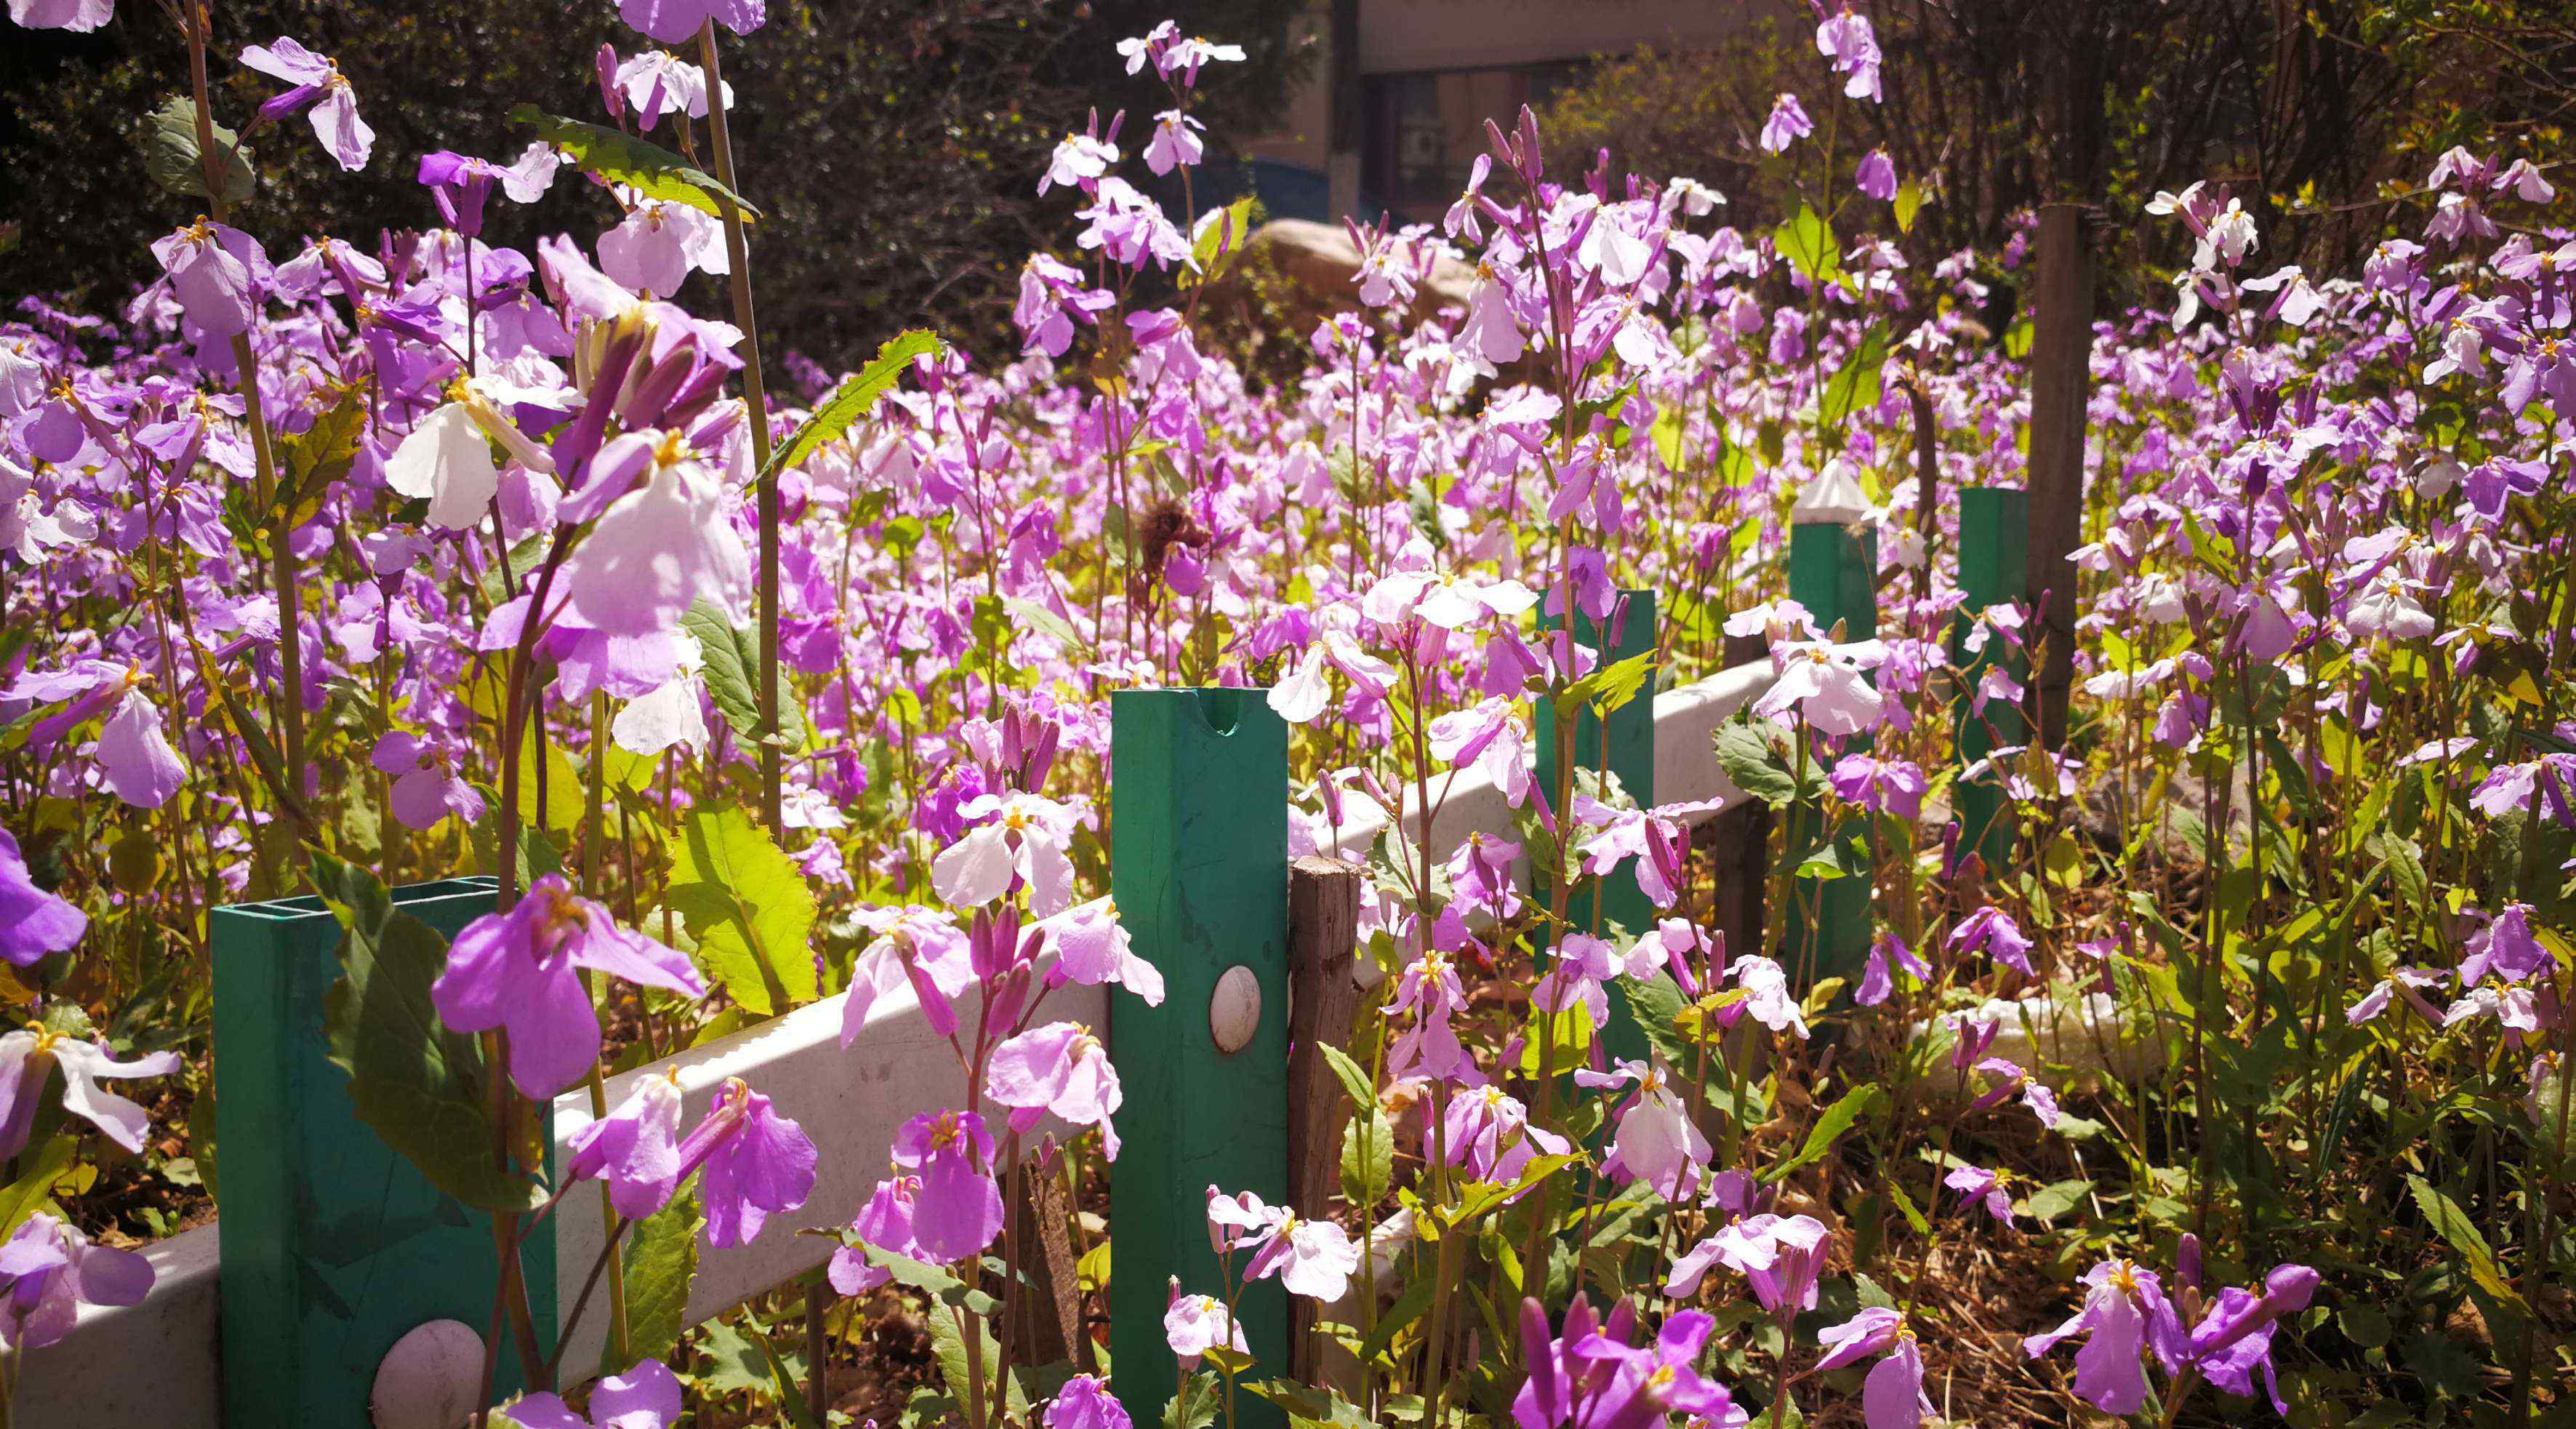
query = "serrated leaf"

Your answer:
(1714, 716), (1805, 808)
(621, 1192), (702, 1366)
(145, 96), (254, 206)
(275, 383), (369, 528)
(510, 105), (758, 222)
(305, 853), (542, 1213)
(668, 804), (816, 1016)
(762, 329), (941, 485)
(1767, 1083), (1881, 1183)
(680, 600), (806, 750)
